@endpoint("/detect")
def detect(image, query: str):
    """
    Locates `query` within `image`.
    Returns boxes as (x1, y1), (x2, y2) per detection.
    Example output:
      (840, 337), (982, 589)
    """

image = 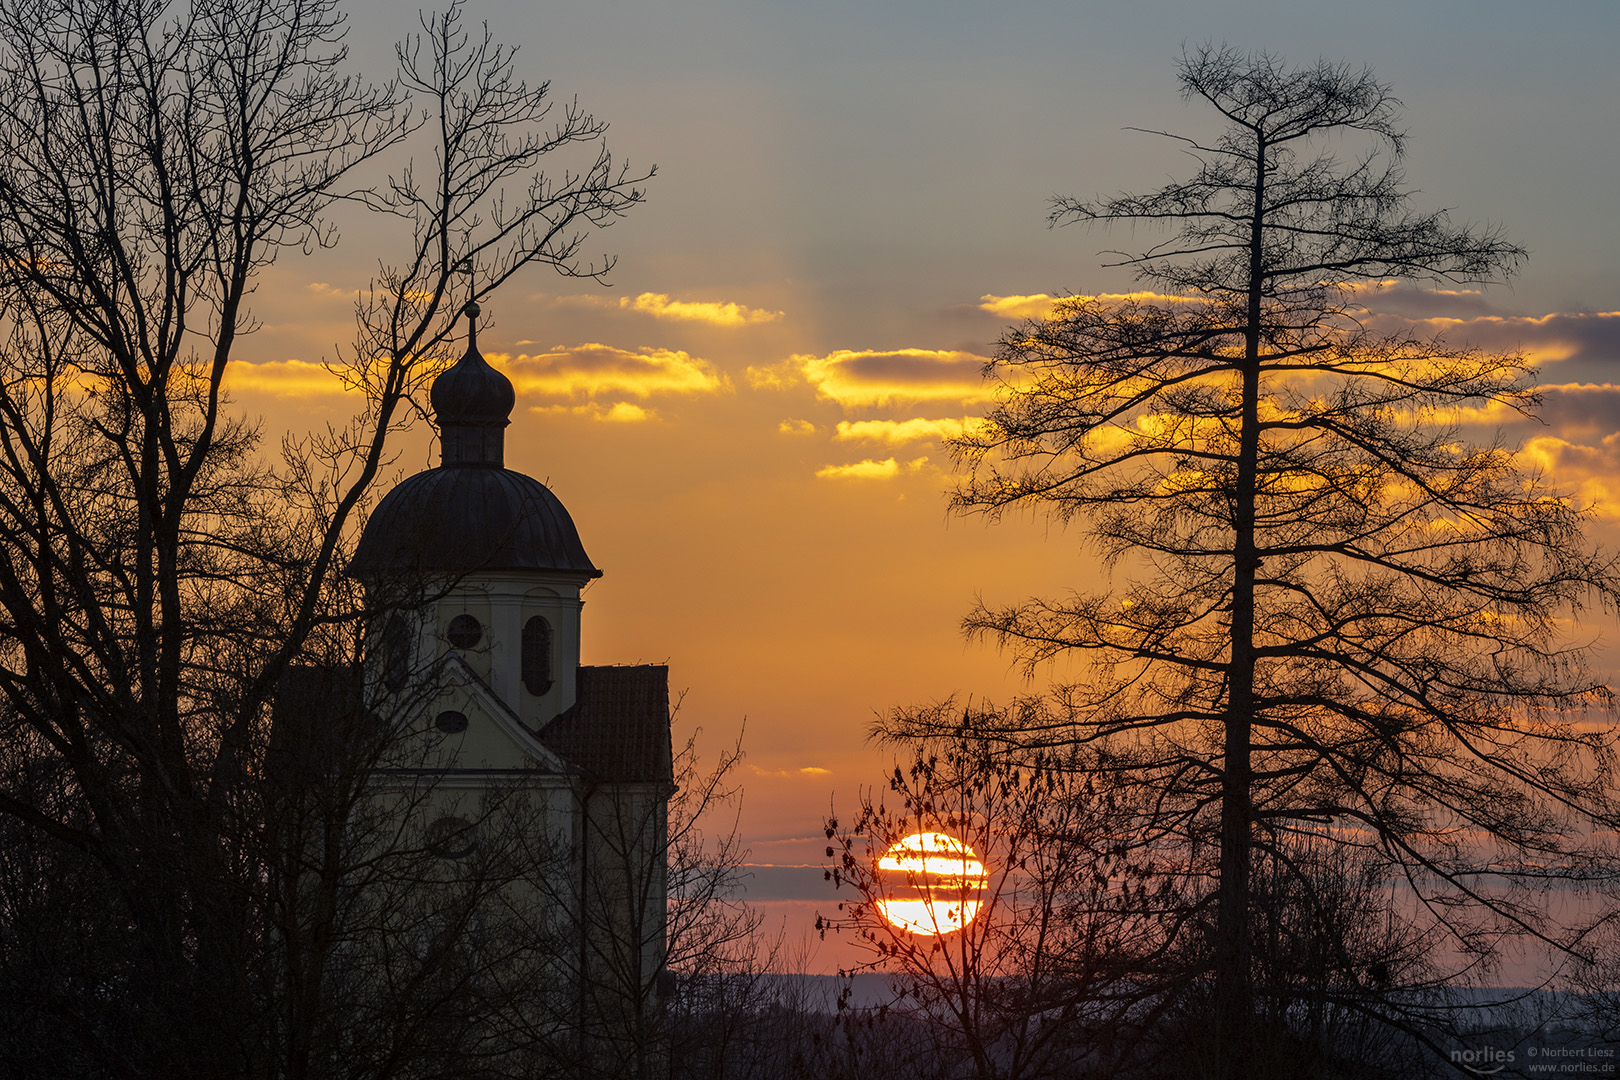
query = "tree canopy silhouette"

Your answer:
(825, 702), (1186, 1080)
(0, 0), (649, 1074)
(916, 43), (1619, 1077)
